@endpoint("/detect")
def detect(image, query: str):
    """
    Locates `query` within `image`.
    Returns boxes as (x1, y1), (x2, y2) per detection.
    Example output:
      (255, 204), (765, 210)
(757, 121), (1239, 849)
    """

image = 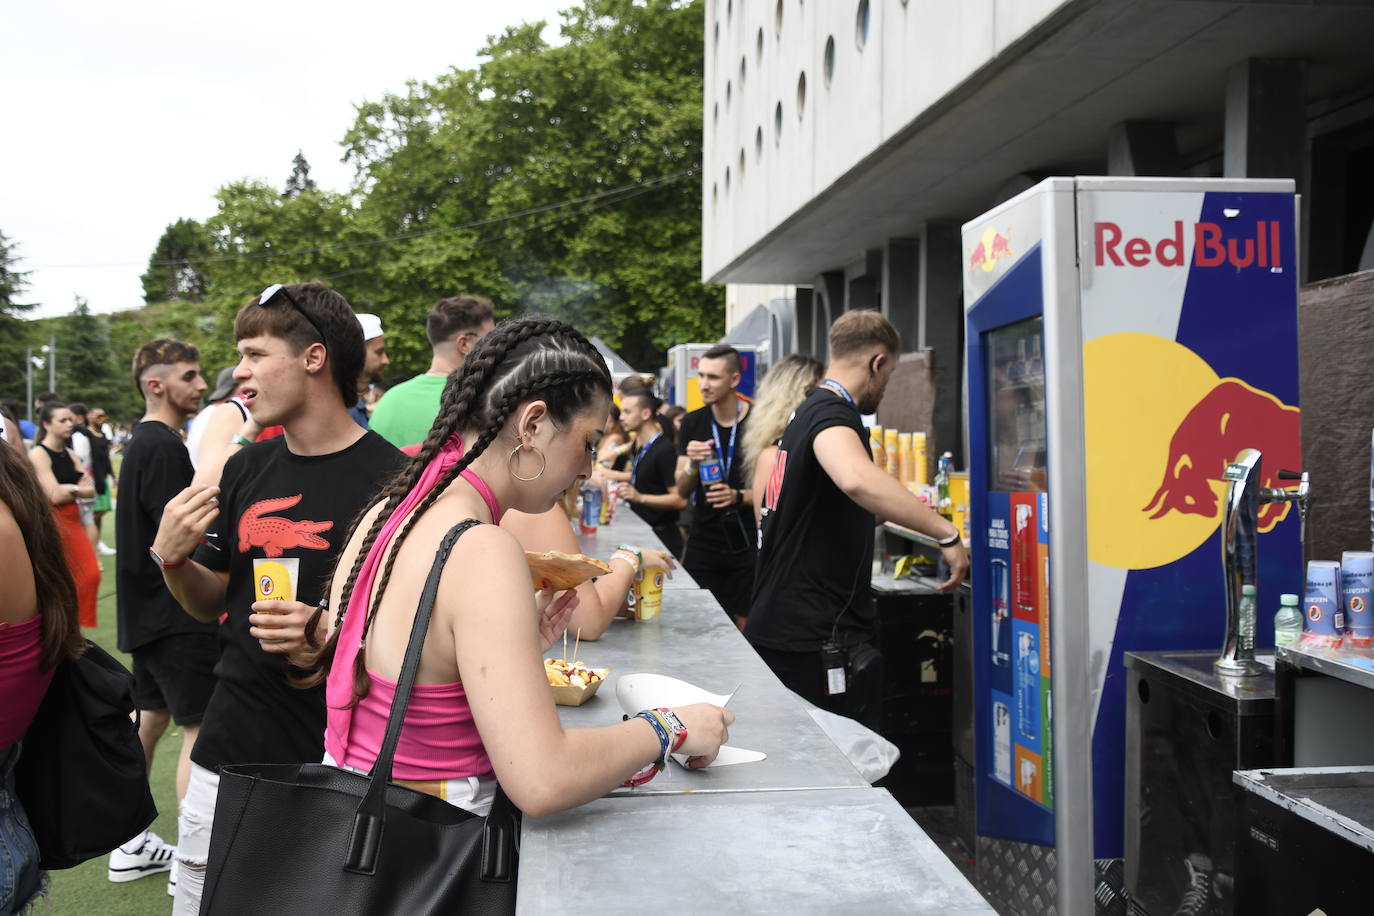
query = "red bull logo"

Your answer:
(1094, 221), (1282, 269)
(969, 228), (1013, 274)
(1142, 379), (1300, 532)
